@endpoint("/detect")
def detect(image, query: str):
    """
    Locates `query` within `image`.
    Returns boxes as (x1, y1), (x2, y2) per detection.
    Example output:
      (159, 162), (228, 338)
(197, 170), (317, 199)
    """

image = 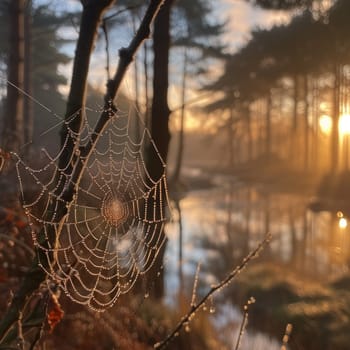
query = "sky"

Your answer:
(56, 0), (292, 87)
(44, 0), (293, 130)
(54, 0), (291, 49)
